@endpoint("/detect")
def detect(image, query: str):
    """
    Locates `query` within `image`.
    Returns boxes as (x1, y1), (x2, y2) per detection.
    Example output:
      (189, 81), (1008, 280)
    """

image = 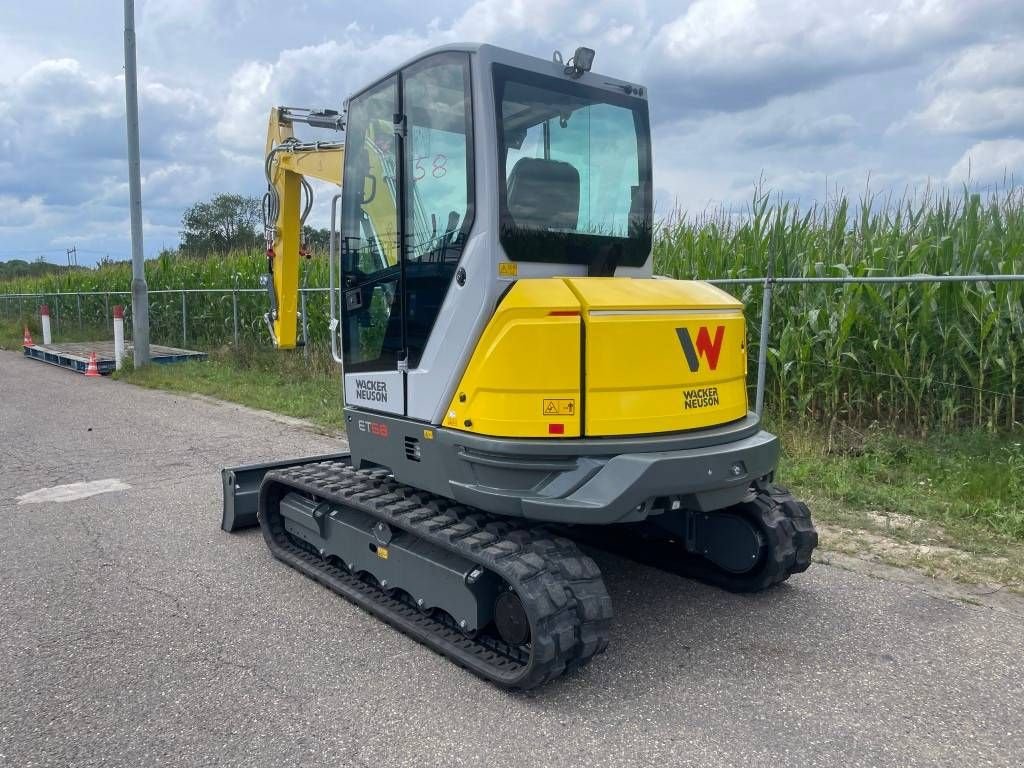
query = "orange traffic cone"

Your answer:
(84, 351), (101, 377)
(22, 326), (34, 347)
